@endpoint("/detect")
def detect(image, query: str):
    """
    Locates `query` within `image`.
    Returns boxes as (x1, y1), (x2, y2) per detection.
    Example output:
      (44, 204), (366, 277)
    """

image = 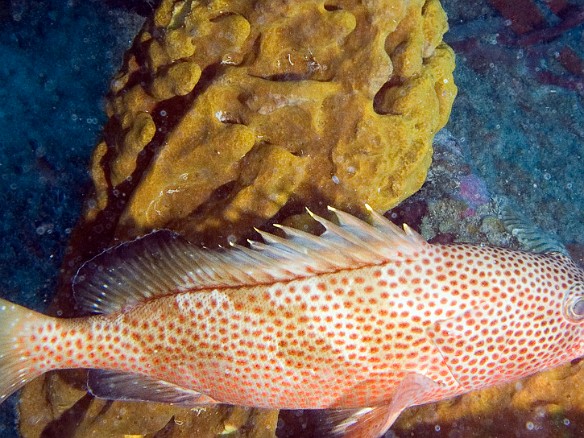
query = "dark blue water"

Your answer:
(444, 0), (584, 246)
(0, 0), (582, 436)
(0, 1), (144, 435)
